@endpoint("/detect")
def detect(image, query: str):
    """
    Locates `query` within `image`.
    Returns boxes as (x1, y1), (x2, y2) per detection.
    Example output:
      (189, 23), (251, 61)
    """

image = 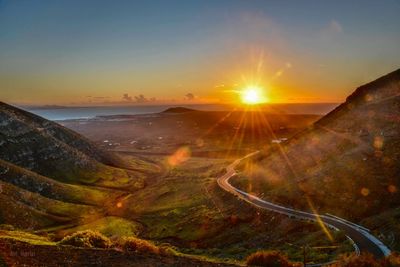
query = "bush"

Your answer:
(59, 230), (111, 249)
(0, 224), (15, 231)
(330, 252), (400, 267)
(118, 237), (161, 255)
(331, 253), (382, 267)
(158, 243), (177, 256)
(385, 252), (400, 267)
(246, 250), (294, 267)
